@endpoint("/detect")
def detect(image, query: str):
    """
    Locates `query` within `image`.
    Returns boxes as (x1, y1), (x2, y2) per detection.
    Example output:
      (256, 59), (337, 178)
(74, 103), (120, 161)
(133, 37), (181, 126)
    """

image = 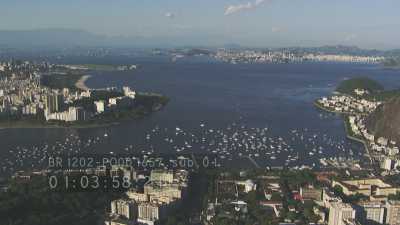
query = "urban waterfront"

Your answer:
(1, 56), (400, 175)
